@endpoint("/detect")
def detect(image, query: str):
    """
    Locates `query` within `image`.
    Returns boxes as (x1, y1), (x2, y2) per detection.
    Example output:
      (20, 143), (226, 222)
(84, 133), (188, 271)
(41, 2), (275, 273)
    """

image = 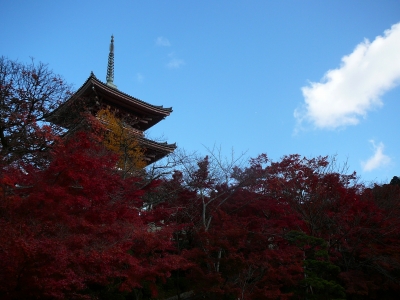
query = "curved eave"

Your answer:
(139, 136), (177, 164)
(87, 75), (173, 116)
(139, 137), (177, 153)
(48, 73), (173, 130)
